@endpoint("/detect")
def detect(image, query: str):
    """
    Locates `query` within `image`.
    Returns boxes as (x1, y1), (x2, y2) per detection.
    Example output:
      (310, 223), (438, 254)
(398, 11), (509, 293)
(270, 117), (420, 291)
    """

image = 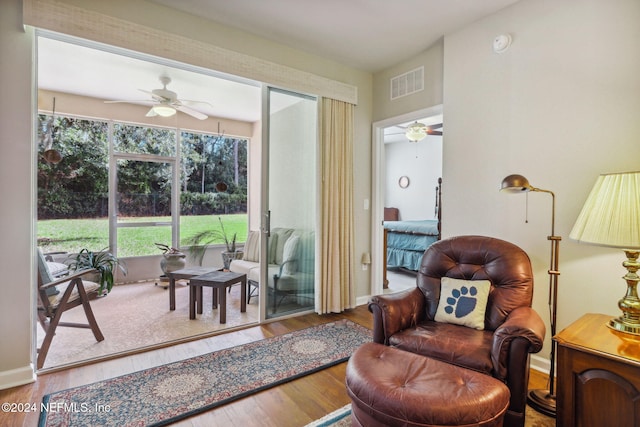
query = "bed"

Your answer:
(383, 178), (442, 287)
